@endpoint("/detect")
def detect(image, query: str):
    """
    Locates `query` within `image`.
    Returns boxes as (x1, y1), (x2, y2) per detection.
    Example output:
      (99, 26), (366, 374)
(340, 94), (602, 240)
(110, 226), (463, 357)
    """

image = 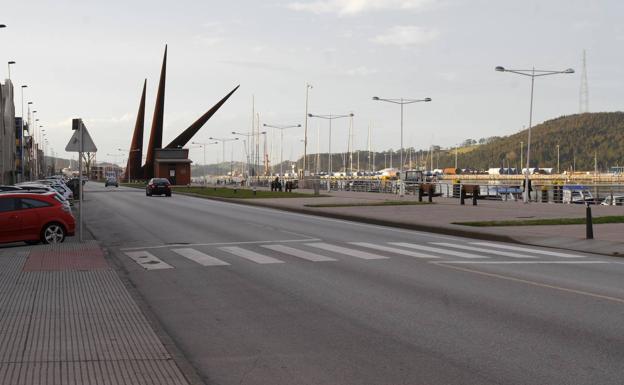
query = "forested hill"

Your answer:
(435, 112), (624, 171)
